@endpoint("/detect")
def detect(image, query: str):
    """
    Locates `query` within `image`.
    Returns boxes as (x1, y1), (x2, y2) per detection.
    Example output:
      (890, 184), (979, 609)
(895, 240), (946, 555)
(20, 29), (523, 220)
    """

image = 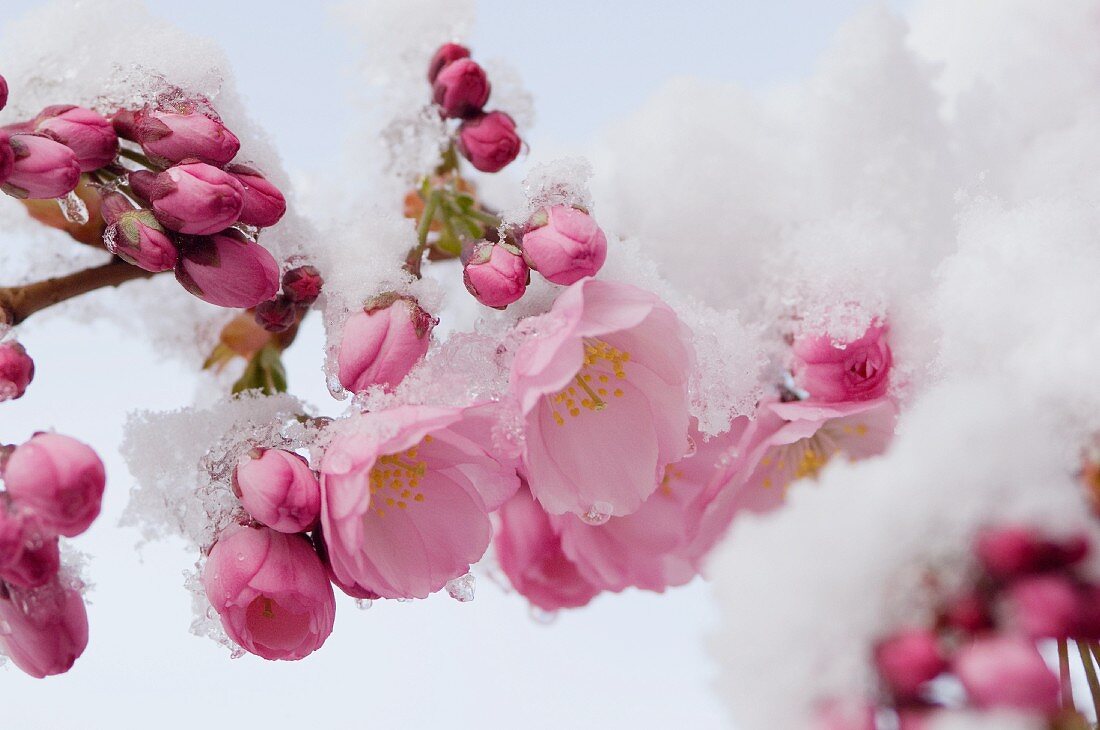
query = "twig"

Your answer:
(0, 258), (160, 326)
